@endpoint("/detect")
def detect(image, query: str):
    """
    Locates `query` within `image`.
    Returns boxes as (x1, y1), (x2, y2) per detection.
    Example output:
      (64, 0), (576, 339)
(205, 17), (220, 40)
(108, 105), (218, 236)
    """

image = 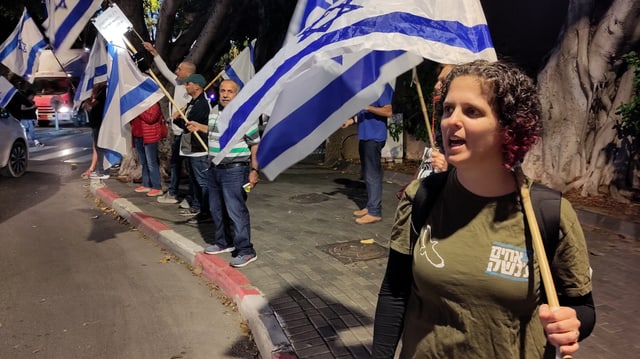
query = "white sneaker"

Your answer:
(89, 172), (110, 180)
(179, 198), (190, 209)
(157, 192), (179, 204)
